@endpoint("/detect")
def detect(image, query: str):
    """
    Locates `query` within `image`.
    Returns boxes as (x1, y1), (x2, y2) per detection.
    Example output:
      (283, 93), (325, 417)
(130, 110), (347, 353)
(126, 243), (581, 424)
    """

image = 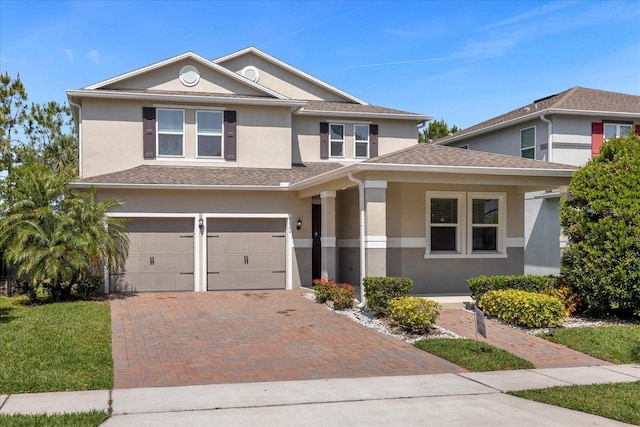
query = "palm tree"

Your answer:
(0, 163), (129, 300)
